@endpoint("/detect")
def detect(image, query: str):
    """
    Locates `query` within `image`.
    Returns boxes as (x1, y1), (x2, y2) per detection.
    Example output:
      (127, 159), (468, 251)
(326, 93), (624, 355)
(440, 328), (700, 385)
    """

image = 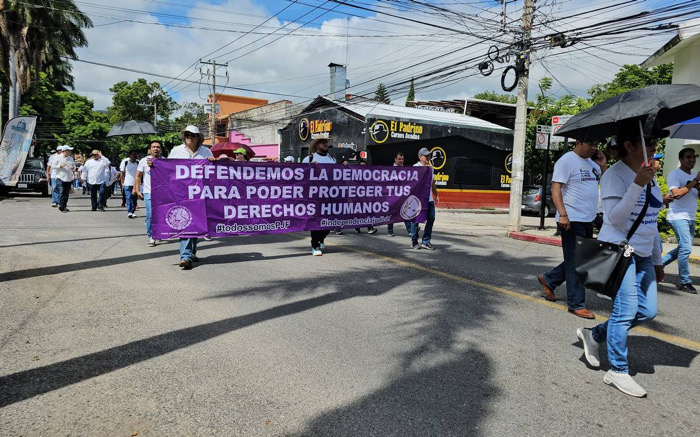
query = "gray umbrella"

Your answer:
(556, 84), (700, 142)
(106, 120), (159, 137)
